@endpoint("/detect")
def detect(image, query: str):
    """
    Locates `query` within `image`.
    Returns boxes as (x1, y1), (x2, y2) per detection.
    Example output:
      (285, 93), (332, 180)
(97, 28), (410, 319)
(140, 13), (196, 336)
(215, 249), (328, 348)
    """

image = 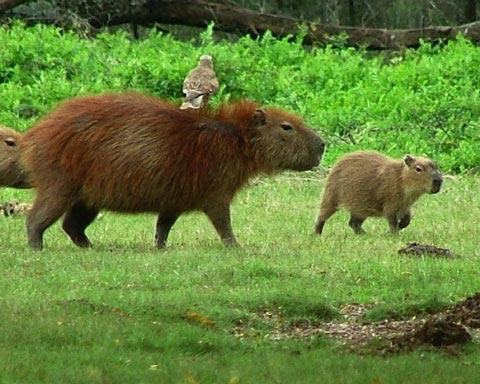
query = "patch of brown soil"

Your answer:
(233, 293), (480, 354)
(398, 242), (454, 258)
